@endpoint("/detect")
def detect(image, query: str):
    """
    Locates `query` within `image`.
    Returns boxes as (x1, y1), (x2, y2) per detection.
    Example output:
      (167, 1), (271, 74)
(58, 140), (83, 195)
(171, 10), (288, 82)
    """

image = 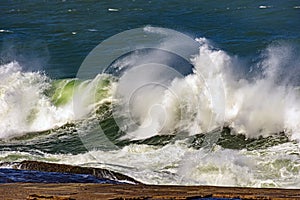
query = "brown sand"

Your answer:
(1, 183), (300, 200)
